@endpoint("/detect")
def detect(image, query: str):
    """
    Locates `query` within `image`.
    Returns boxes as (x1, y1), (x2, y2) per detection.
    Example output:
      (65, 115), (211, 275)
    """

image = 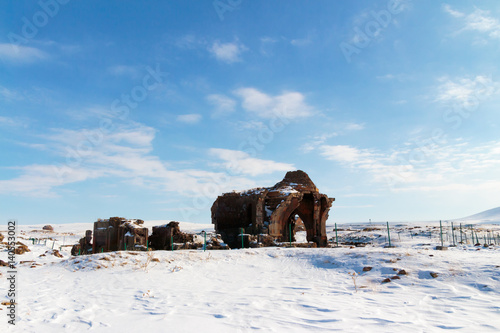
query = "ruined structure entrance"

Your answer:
(212, 170), (335, 248)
